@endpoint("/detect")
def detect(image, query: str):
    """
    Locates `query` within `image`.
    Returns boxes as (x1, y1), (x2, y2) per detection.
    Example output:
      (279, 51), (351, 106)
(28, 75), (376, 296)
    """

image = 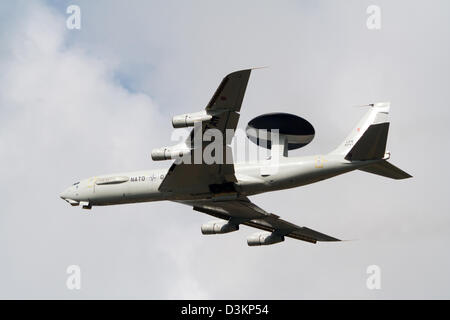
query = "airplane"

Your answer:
(60, 69), (412, 246)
